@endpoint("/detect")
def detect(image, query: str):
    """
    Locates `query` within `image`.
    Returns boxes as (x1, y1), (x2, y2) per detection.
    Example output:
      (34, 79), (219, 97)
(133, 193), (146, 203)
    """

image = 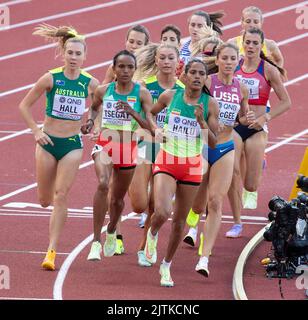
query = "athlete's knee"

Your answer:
(153, 203), (170, 223)
(97, 177), (109, 195)
(208, 194), (223, 213)
(53, 189), (68, 204)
